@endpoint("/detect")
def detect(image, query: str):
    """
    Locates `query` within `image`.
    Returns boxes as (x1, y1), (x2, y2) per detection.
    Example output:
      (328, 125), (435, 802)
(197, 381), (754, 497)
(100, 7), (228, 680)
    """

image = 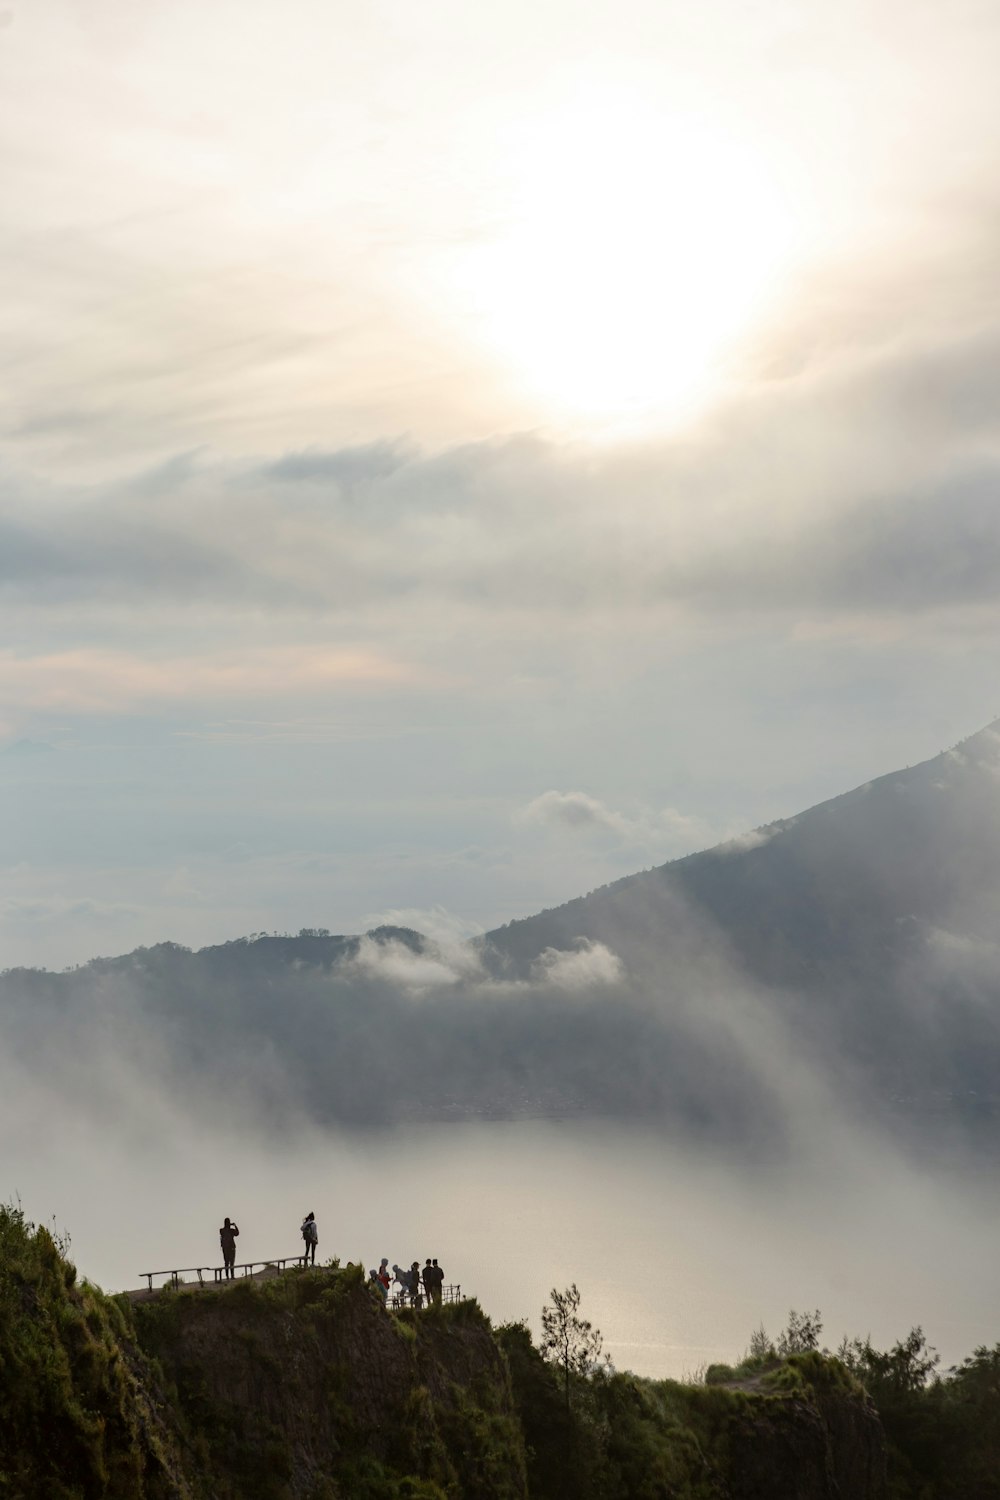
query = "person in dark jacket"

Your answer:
(219, 1217), (239, 1279)
(421, 1258), (434, 1303)
(431, 1258), (444, 1303)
